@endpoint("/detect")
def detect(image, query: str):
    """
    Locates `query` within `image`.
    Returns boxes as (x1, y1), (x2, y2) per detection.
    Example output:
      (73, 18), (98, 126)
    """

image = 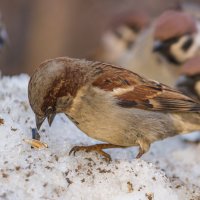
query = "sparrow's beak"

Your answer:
(35, 115), (45, 130)
(47, 113), (56, 127)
